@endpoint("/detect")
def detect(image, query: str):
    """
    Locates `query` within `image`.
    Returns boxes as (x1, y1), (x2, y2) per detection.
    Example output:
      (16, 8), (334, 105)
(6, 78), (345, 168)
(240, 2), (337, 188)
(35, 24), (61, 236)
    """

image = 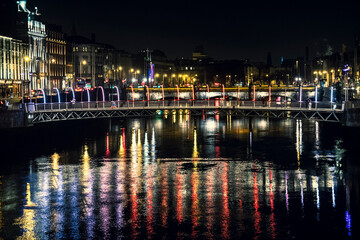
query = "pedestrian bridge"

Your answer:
(25, 99), (344, 125)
